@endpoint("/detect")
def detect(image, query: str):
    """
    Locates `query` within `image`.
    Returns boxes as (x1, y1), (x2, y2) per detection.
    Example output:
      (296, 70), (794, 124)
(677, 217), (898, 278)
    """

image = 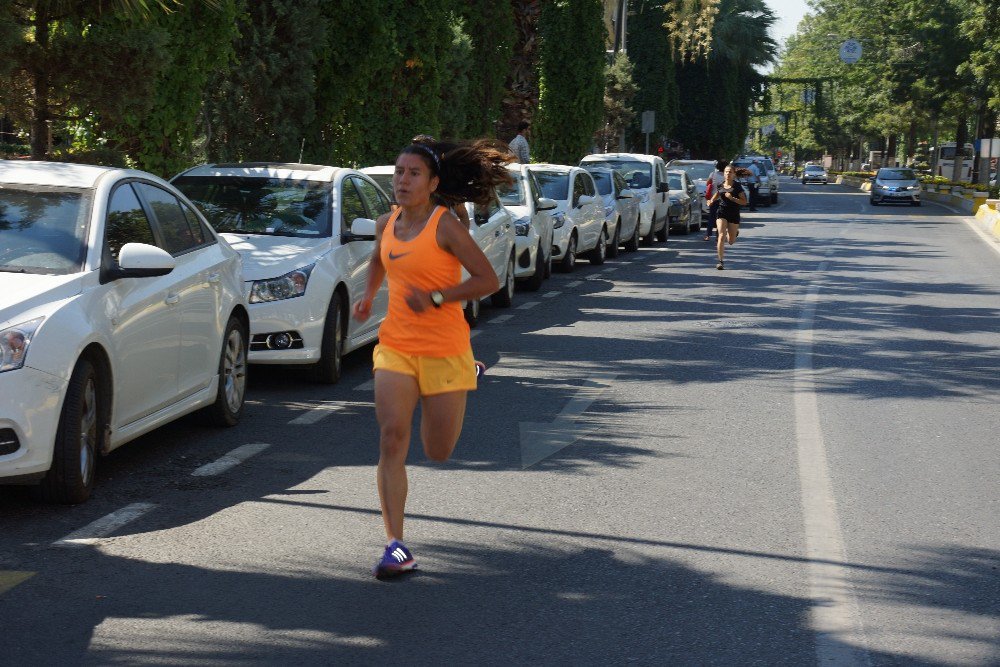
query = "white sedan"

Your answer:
(173, 163), (393, 383)
(499, 163), (557, 290)
(526, 165), (606, 272)
(0, 160), (249, 503)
